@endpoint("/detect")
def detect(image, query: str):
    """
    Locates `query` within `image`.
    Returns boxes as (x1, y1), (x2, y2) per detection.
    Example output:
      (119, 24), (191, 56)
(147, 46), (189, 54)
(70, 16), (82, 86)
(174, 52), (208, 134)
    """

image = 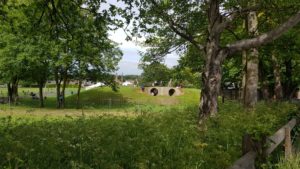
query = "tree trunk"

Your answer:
(198, 0), (224, 124)
(12, 83), (18, 103)
(7, 77), (19, 104)
(244, 49), (259, 107)
(284, 59), (292, 98)
(7, 83), (12, 103)
(272, 53), (283, 100)
(76, 79), (82, 109)
(241, 50), (247, 101)
(61, 71), (68, 108)
(199, 54), (223, 121)
(261, 81), (270, 100)
(55, 68), (62, 108)
(259, 60), (270, 100)
(38, 81), (44, 108)
(244, 10), (259, 108)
